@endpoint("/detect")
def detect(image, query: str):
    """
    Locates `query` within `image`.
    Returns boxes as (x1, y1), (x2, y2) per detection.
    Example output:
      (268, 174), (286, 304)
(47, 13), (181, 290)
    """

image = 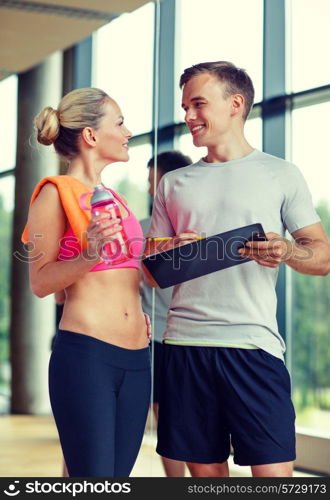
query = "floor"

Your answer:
(0, 414), (316, 477)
